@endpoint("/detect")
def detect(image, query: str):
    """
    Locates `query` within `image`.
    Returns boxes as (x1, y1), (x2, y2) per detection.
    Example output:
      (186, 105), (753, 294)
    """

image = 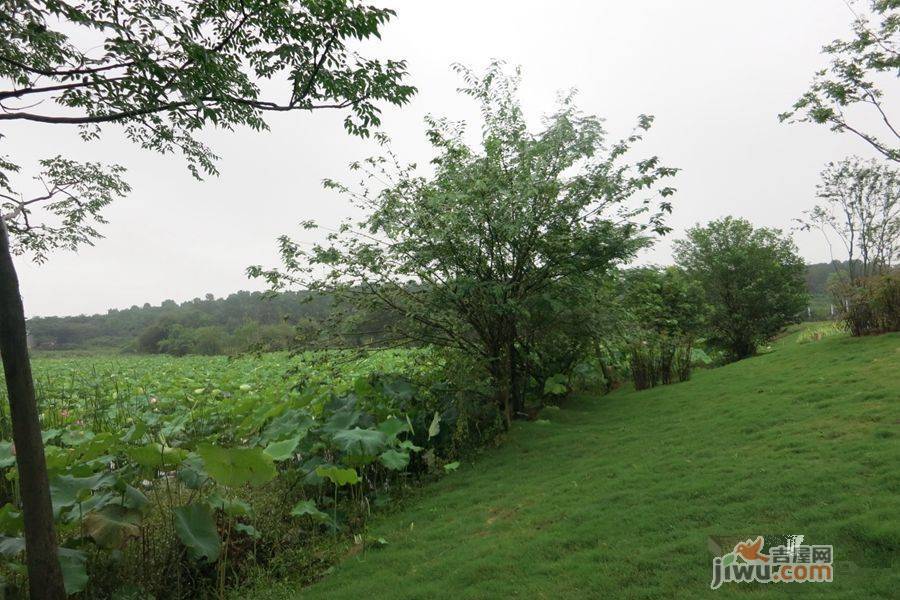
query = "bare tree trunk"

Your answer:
(0, 220), (65, 599)
(508, 342), (528, 418)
